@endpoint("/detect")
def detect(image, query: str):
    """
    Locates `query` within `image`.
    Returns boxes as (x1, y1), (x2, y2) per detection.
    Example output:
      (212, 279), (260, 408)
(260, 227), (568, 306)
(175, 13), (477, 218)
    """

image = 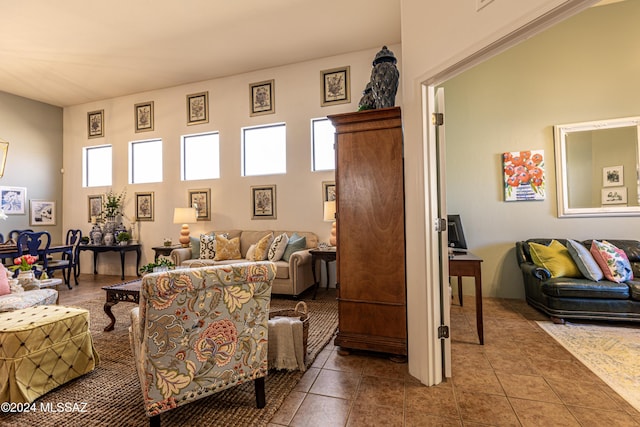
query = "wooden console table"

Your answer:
(449, 252), (484, 345)
(309, 248), (336, 300)
(79, 243), (142, 280)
